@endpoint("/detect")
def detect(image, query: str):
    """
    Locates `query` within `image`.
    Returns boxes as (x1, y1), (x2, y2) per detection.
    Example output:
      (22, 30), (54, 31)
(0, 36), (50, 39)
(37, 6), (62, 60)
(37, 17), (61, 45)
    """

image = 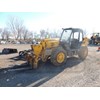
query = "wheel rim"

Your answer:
(57, 52), (65, 63)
